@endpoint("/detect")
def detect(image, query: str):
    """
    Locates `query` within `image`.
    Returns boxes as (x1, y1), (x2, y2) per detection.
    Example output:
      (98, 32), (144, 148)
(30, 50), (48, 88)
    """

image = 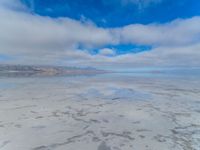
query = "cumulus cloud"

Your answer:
(118, 17), (200, 46)
(0, 9), (116, 53)
(99, 48), (116, 56)
(0, 0), (200, 69)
